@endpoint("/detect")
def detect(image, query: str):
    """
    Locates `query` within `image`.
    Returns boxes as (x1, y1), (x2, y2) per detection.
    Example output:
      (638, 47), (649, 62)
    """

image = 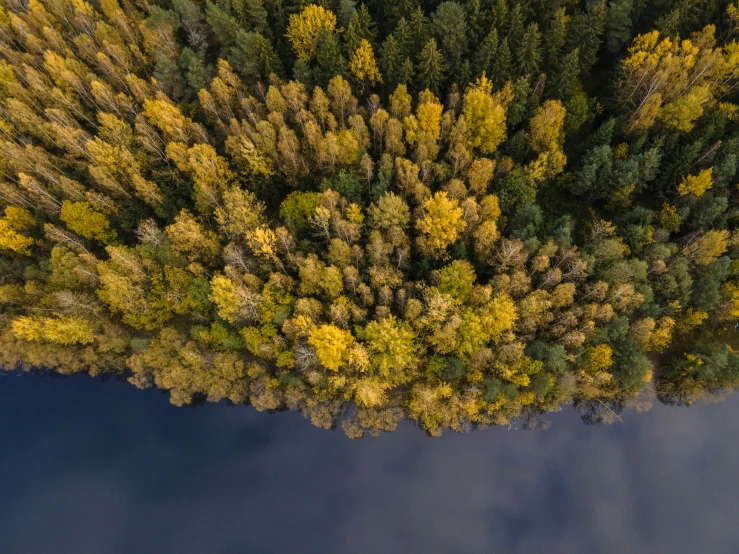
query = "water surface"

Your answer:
(2, 373), (739, 554)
